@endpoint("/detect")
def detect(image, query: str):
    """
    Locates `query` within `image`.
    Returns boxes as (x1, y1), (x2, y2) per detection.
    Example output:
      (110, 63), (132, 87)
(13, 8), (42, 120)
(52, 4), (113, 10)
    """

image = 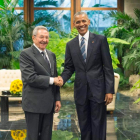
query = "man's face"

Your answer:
(73, 14), (90, 36)
(32, 29), (49, 51)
